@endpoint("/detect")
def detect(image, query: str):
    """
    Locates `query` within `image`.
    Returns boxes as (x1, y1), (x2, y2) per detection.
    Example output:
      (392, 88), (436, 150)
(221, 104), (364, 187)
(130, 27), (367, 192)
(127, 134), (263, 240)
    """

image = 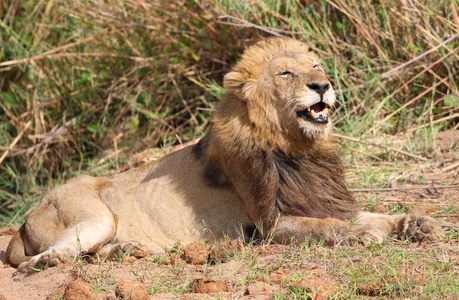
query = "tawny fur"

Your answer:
(6, 38), (442, 272)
